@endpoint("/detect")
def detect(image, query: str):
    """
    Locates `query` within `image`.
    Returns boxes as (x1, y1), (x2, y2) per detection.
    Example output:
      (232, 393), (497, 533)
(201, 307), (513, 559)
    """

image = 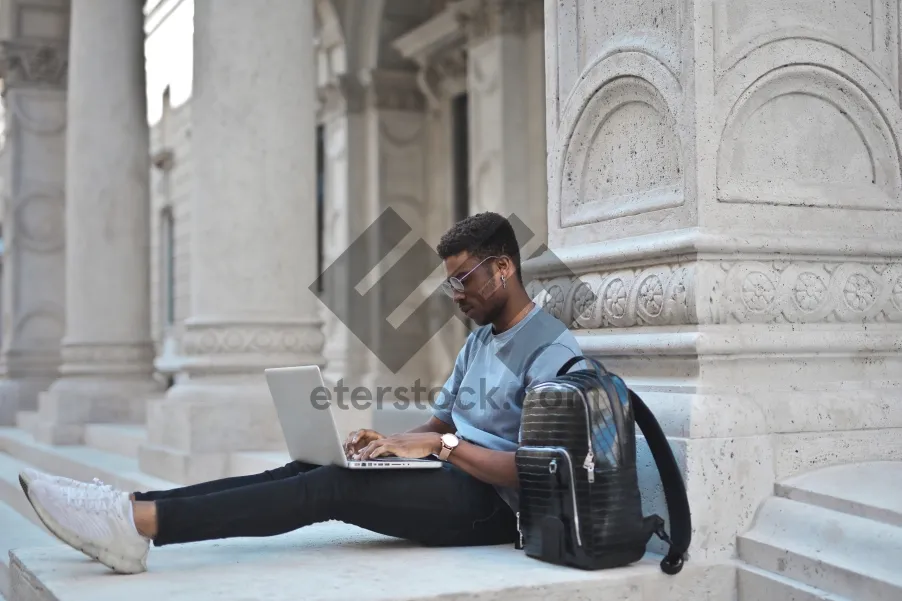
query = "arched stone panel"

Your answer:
(715, 39), (902, 212)
(552, 51), (685, 229)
